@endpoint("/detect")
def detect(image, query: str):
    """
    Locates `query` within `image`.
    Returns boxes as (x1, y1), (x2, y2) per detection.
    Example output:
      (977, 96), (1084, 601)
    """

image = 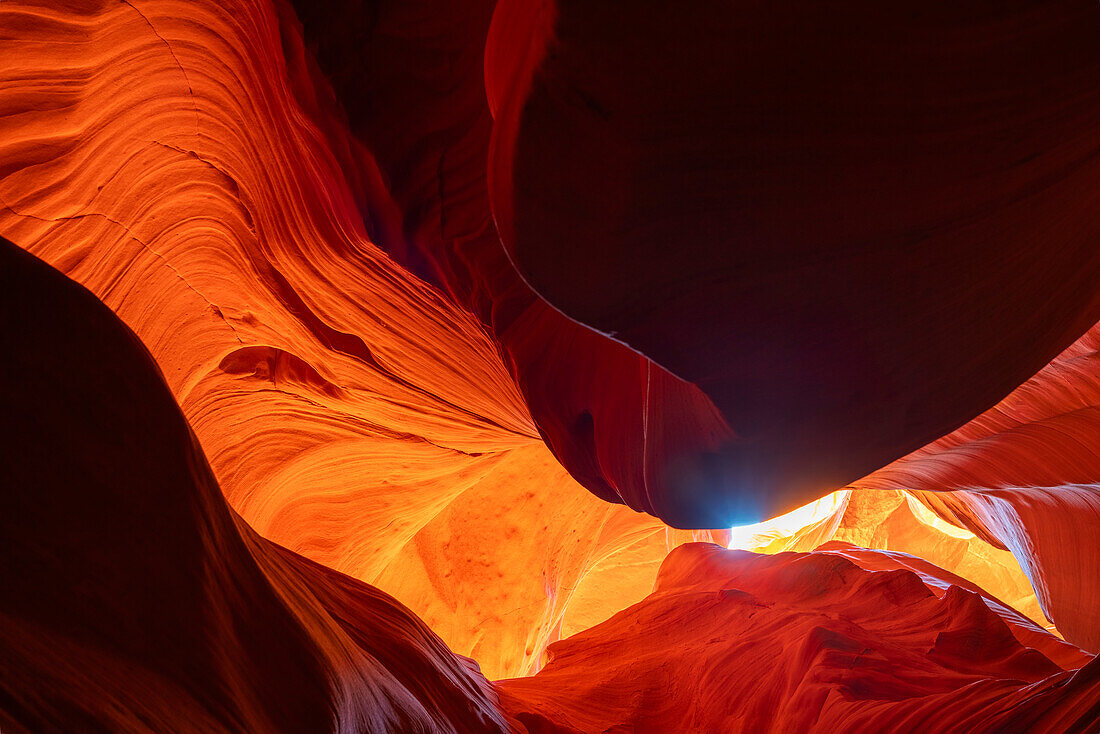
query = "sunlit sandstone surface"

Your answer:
(2, 1), (1099, 732)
